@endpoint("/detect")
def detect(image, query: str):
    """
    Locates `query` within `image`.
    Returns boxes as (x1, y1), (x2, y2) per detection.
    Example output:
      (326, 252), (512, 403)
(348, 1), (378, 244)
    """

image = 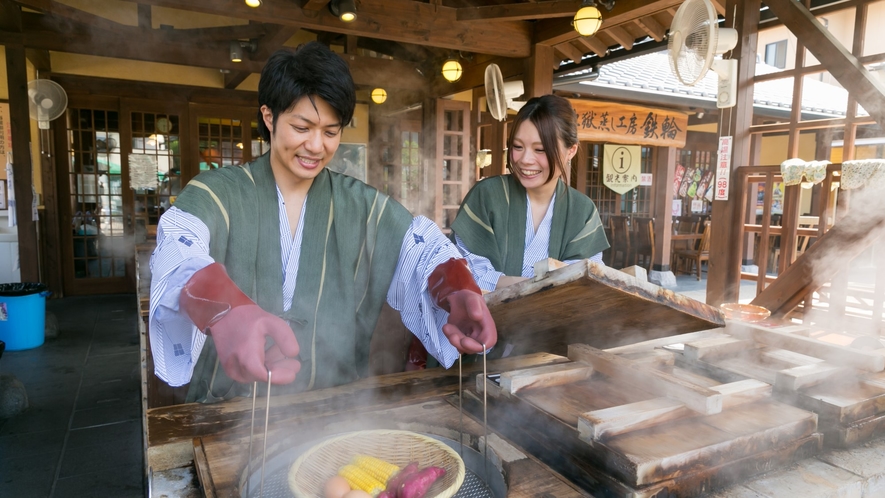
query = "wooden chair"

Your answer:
(673, 221), (712, 280)
(633, 217), (655, 271)
(608, 215), (631, 268)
